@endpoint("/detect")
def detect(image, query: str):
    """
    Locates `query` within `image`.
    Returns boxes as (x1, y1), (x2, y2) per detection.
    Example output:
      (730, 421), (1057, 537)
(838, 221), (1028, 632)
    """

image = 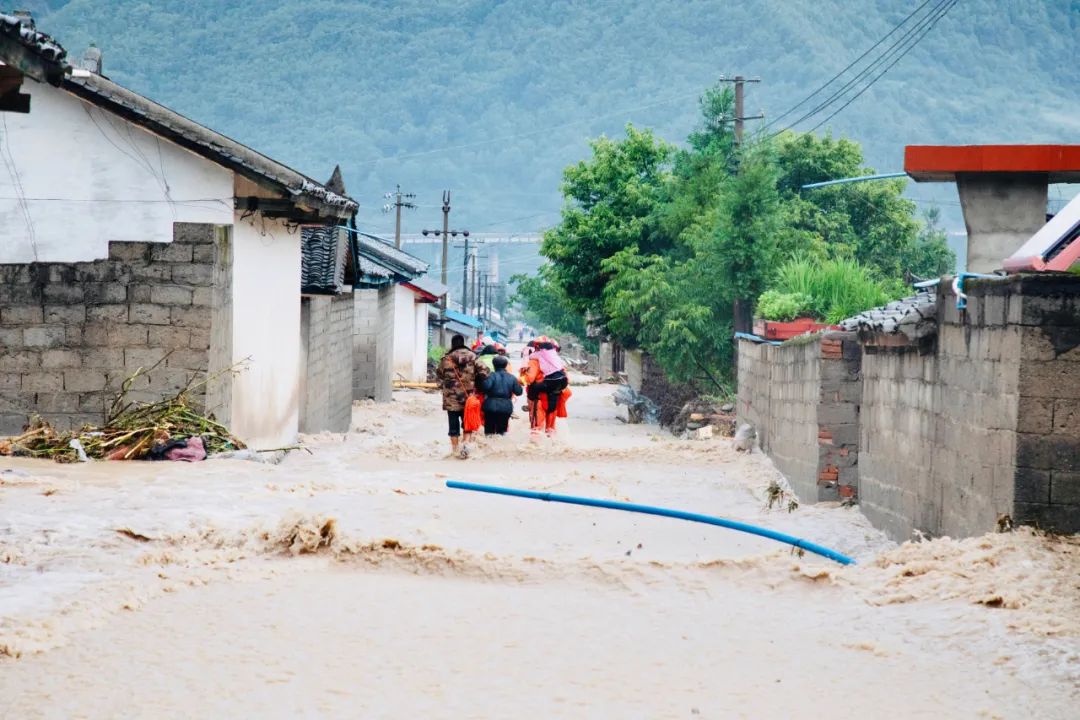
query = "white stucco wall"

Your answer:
(391, 285), (415, 382)
(229, 212), (302, 448)
(0, 79), (232, 263)
(412, 302), (429, 381)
